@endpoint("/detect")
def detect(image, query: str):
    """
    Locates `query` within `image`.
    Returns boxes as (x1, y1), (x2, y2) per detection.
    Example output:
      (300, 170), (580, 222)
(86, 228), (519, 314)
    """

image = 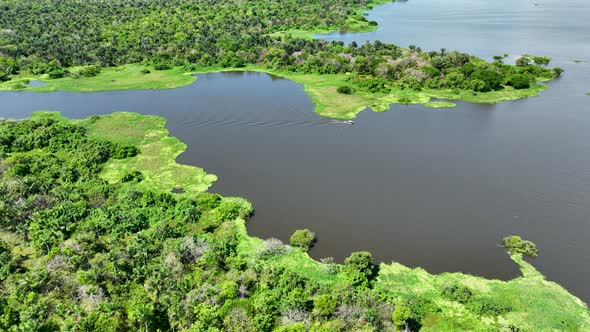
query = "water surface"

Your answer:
(319, 0), (590, 62)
